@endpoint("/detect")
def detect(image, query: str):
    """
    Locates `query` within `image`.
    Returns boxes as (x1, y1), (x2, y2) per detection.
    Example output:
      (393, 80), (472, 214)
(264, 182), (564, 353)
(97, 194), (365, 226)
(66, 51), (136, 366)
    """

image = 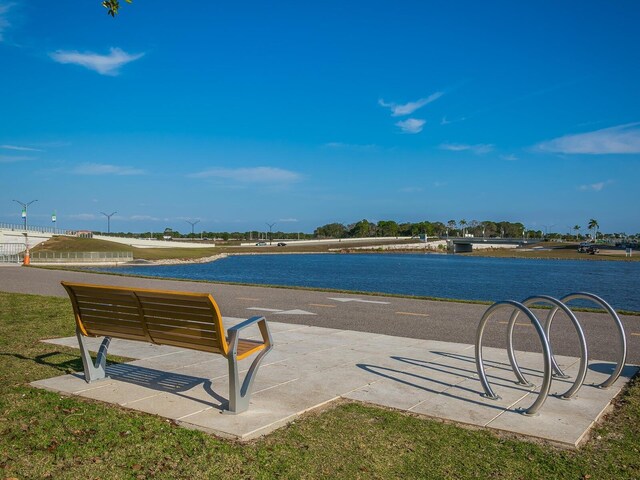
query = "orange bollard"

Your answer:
(23, 252), (30, 266)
